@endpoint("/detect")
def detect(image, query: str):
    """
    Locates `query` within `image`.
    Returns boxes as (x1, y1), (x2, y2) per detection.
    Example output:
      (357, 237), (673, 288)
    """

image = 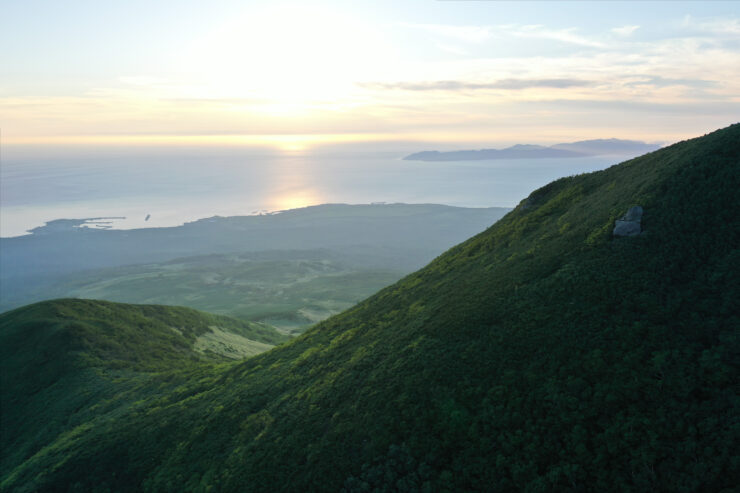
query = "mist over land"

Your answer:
(0, 203), (510, 330)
